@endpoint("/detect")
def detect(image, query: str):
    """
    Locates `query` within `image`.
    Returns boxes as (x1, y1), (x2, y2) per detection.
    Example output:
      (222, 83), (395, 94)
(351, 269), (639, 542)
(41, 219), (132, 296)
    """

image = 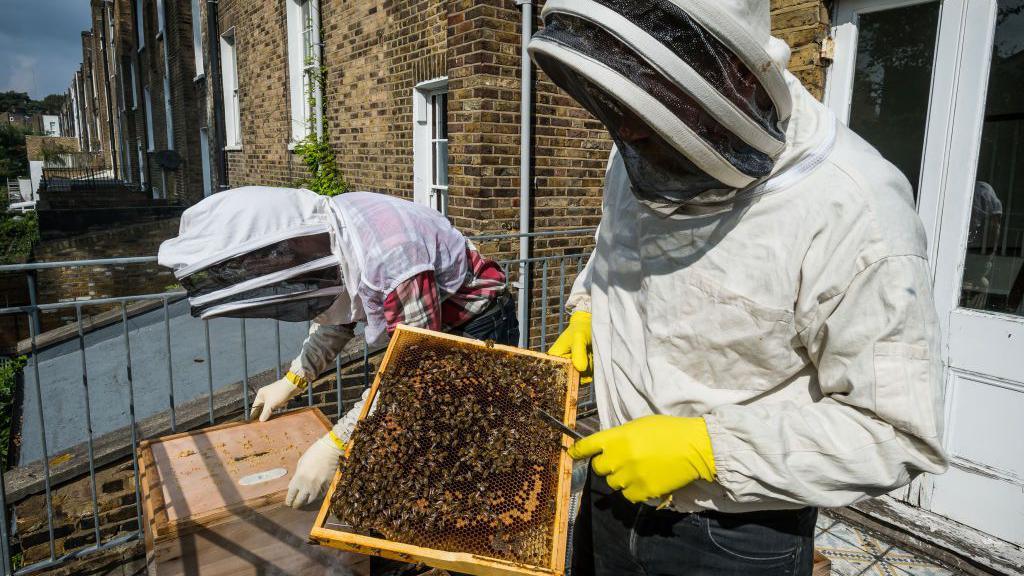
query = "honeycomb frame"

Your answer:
(310, 325), (580, 576)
